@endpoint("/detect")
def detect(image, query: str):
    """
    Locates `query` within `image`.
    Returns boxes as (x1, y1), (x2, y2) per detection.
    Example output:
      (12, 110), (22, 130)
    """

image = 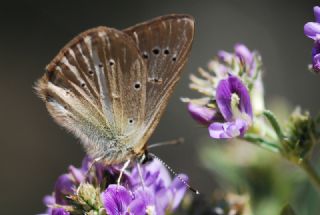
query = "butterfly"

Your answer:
(35, 14), (195, 165)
